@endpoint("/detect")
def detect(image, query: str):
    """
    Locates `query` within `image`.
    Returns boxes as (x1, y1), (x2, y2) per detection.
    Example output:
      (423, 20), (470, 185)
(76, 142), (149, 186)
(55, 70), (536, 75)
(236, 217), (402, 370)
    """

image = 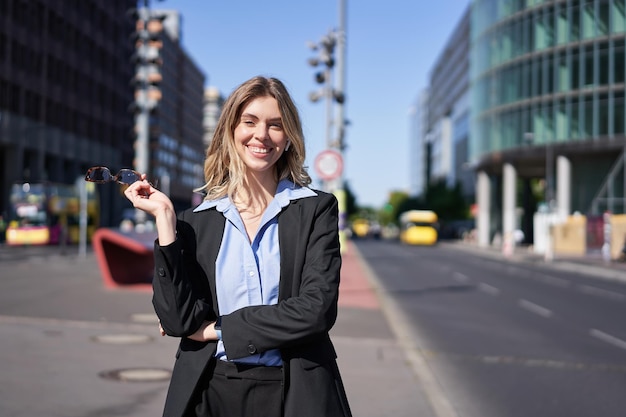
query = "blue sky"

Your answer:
(162, 0), (470, 208)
